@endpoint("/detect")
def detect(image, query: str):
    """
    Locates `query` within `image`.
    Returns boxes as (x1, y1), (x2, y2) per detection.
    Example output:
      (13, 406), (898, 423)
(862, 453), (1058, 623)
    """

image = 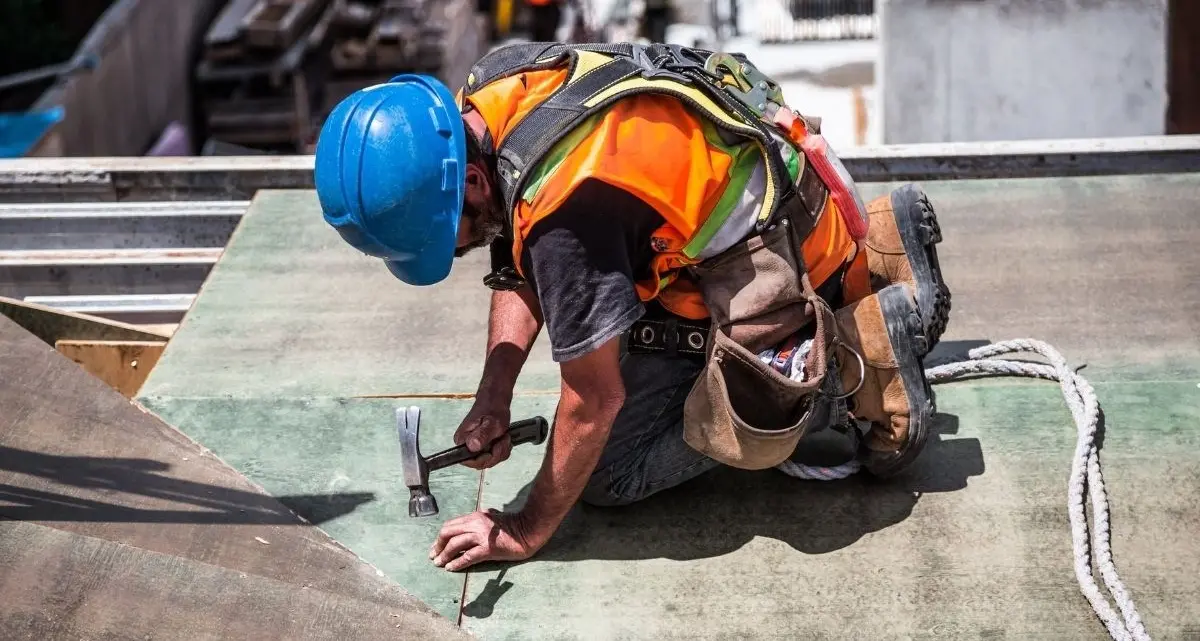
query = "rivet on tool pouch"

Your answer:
(684, 217), (840, 470)
(397, 406), (549, 517)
